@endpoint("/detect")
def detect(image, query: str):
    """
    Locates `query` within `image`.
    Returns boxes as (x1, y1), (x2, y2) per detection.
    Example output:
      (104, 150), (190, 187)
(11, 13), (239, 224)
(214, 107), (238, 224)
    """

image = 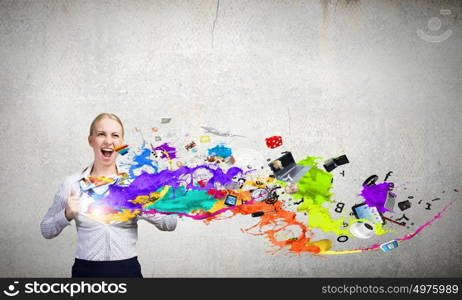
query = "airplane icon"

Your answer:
(201, 126), (245, 138)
